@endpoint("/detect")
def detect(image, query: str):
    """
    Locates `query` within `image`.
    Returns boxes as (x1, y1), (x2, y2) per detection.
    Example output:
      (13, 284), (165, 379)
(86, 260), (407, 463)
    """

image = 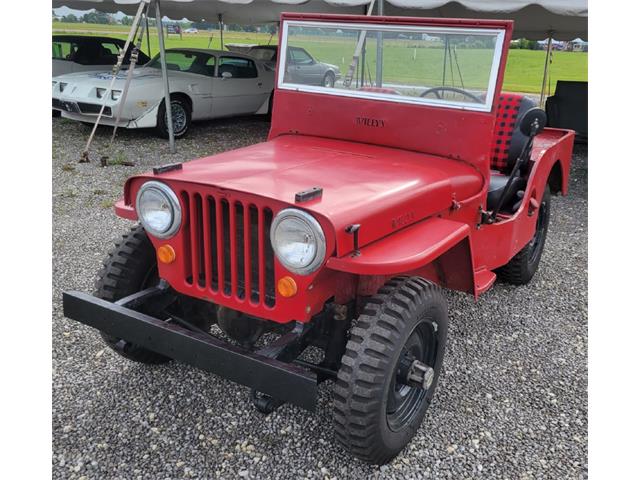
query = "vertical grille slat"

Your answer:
(263, 208), (275, 307)
(189, 193), (204, 288)
(249, 206), (260, 304)
(257, 208), (266, 304)
(234, 202), (246, 300)
(208, 197), (218, 291)
(182, 191), (276, 308)
(229, 200), (238, 297)
(221, 200), (231, 296)
(243, 203), (251, 302)
(215, 198), (225, 294)
(202, 196), (213, 290)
